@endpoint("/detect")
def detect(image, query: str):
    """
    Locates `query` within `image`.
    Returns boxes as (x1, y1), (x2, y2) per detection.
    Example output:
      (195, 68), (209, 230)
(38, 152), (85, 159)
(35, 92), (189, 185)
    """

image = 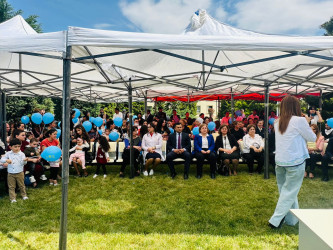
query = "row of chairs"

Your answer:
(87, 140), (333, 168)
